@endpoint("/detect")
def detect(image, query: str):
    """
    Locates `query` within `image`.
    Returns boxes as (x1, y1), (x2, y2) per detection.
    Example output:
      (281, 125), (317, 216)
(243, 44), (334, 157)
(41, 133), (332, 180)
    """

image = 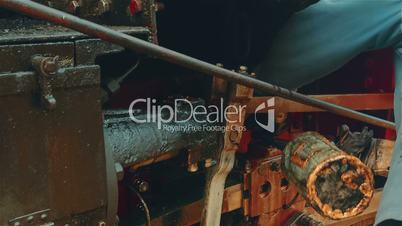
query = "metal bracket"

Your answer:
(201, 65), (254, 226)
(31, 55), (59, 110)
(8, 209), (51, 226)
